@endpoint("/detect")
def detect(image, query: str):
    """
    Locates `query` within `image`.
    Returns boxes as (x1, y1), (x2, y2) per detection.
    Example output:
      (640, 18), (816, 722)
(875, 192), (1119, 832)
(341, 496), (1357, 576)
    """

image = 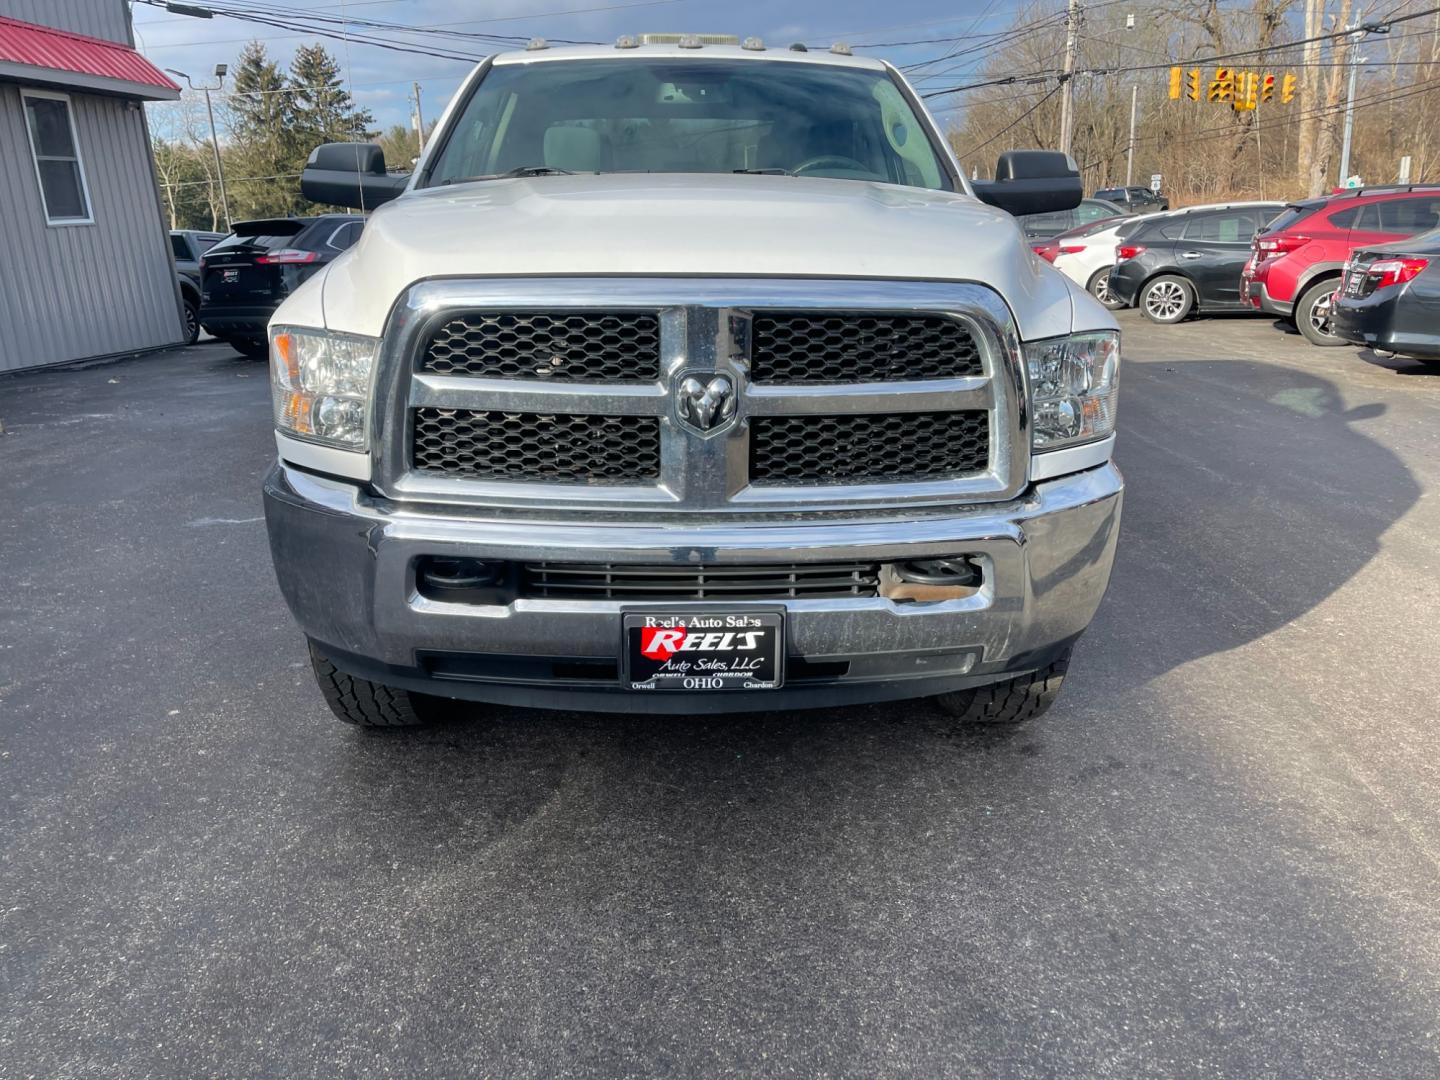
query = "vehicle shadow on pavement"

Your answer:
(1354, 347), (1440, 378)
